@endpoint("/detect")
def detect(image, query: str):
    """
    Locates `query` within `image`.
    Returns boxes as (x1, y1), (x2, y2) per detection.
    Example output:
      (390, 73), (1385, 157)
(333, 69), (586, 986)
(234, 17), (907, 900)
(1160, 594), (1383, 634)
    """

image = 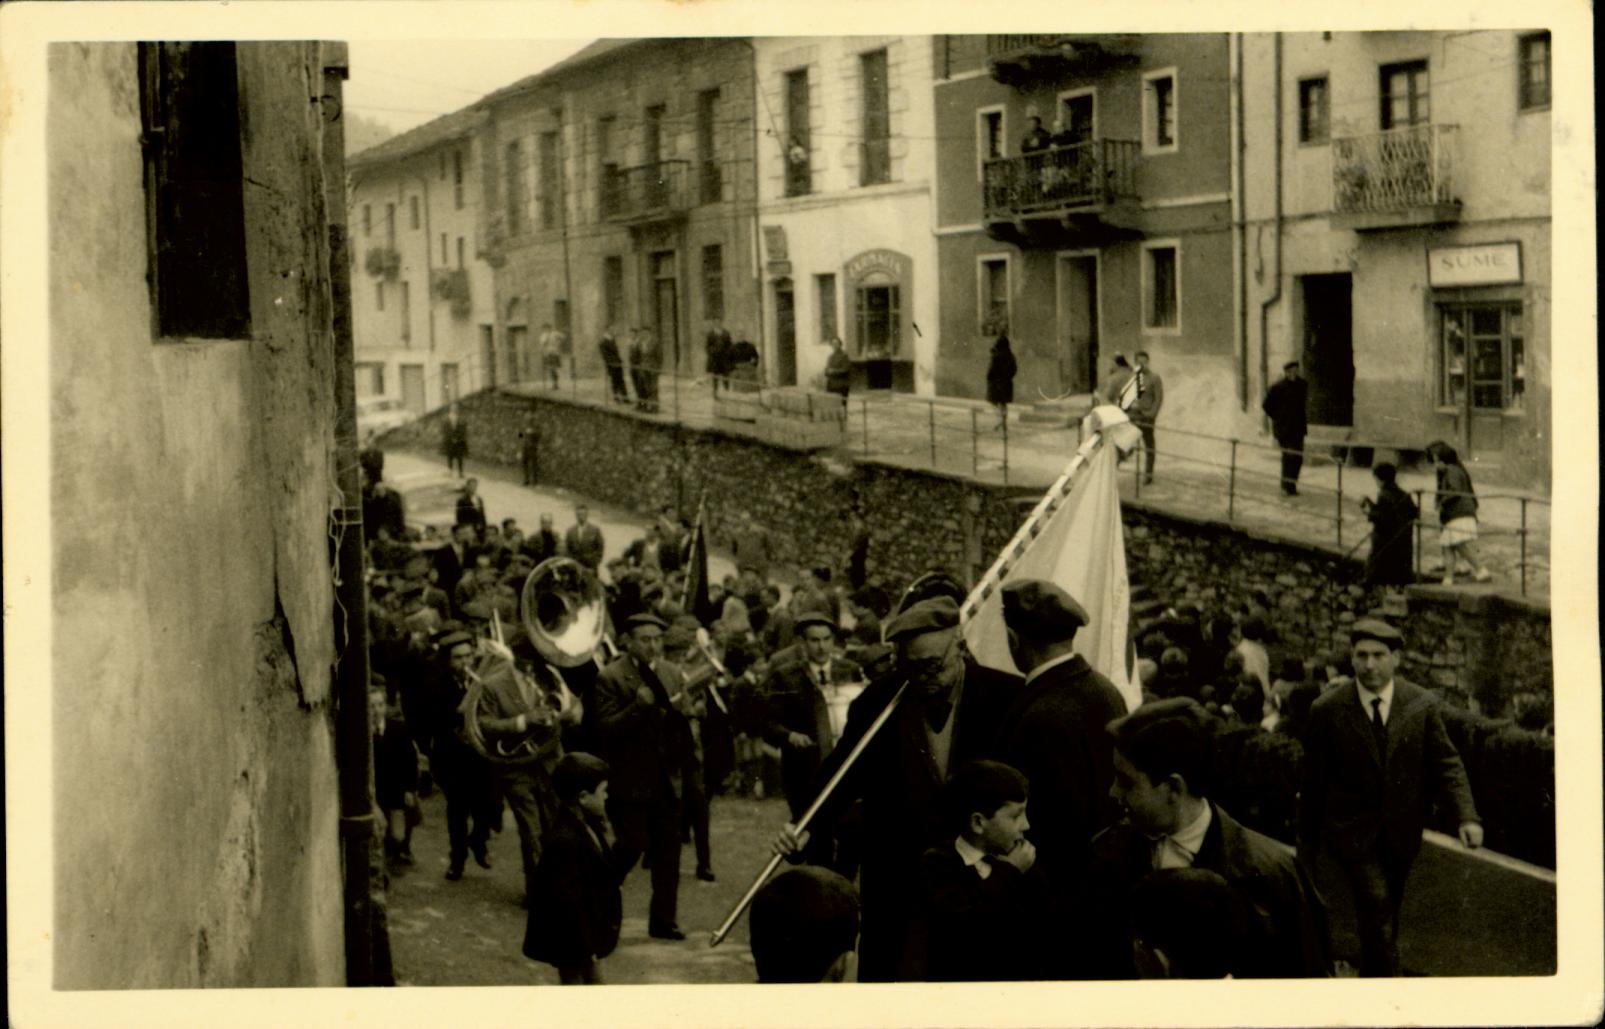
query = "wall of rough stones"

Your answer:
(385, 389), (1552, 715)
